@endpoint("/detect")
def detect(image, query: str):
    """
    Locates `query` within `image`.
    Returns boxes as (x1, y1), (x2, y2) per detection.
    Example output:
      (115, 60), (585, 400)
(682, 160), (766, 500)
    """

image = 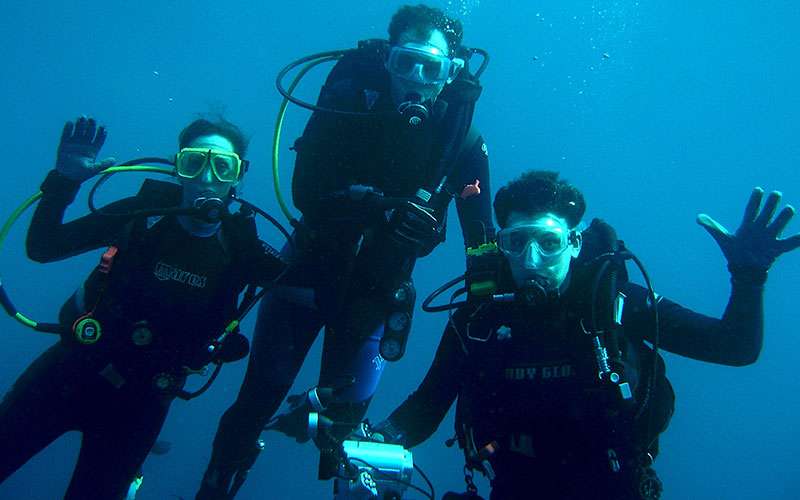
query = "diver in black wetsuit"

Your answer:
(372, 170), (800, 500)
(197, 5), (495, 498)
(0, 116), (285, 500)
